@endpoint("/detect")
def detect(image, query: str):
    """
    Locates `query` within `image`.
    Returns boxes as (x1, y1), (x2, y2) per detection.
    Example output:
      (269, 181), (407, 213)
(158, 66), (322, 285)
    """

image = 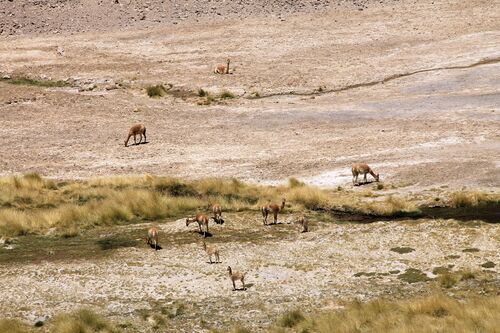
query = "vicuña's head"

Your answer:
(124, 139), (128, 147)
(375, 174), (380, 182)
(227, 266), (232, 274)
(226, 58), (230, 64)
